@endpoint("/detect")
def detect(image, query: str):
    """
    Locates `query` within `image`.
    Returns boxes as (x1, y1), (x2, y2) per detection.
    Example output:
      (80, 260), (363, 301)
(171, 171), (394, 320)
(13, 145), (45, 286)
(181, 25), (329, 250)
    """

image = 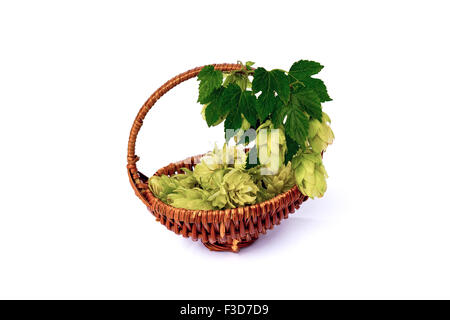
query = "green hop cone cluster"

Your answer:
(293, 150), (328, 199)
(308, 112), (334, 153)
(208, 168), (258, 209)
(149, 144), (260, 211)
(167, 187), (213, 210)
(193, 144), (246, 190)
(256, 120), (287, 174)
